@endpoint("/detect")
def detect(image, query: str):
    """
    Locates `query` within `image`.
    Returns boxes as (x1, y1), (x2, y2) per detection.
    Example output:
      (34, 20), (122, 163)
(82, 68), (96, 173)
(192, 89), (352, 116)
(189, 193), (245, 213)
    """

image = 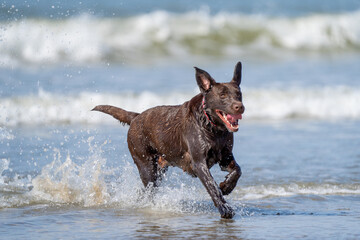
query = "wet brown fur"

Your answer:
(92, 62), (245, 218)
